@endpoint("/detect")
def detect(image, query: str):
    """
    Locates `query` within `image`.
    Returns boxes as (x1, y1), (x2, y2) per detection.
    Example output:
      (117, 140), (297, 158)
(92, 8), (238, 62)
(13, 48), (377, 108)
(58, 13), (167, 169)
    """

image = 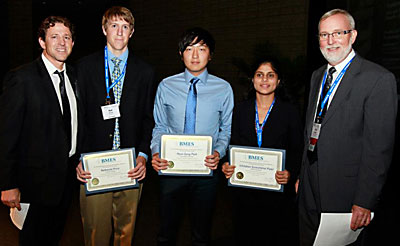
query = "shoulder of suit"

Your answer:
(2, 58), (44, 90)
(235, 98), (254, 112)
(5, 59), (41, 80)
(76, 51), (103, 66)
(356, 55), (393, 75)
